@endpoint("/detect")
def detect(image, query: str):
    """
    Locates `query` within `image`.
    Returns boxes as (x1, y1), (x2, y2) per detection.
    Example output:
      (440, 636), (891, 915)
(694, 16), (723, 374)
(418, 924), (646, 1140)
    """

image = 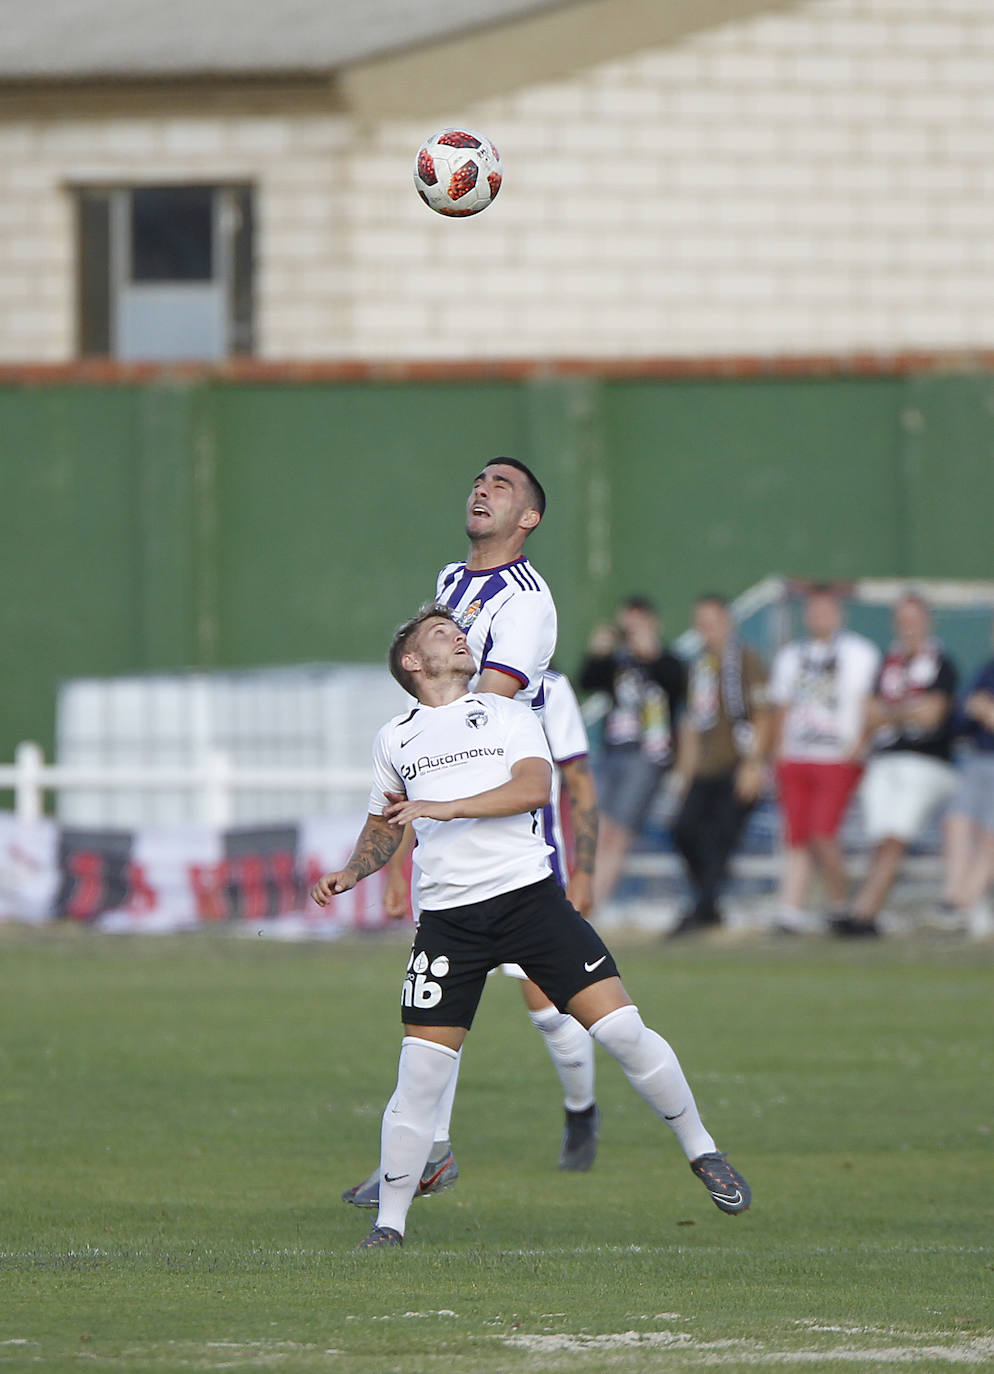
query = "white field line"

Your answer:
(6, 1329), (993, 1369)
(502, 1330), (994, 1366)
